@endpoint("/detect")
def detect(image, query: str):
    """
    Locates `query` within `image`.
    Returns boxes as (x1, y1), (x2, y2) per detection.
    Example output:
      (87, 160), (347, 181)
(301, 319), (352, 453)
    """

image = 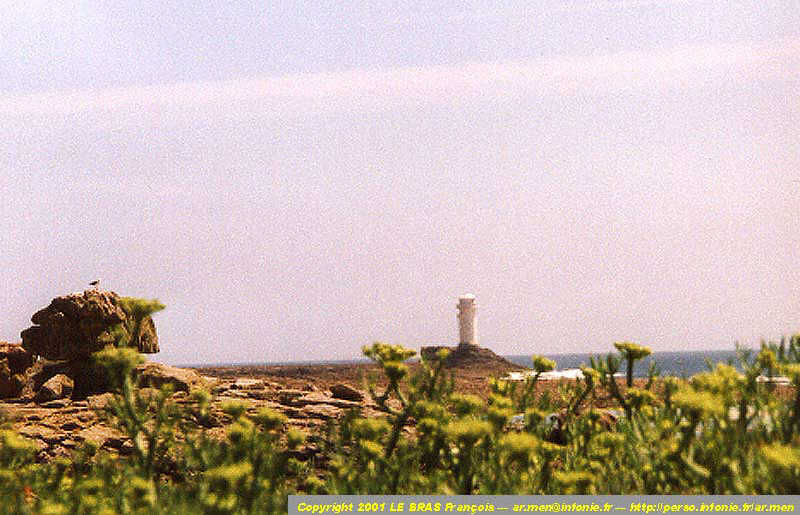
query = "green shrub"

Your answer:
(2, 331), (800, 513)
(116, 297), (165, 346)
